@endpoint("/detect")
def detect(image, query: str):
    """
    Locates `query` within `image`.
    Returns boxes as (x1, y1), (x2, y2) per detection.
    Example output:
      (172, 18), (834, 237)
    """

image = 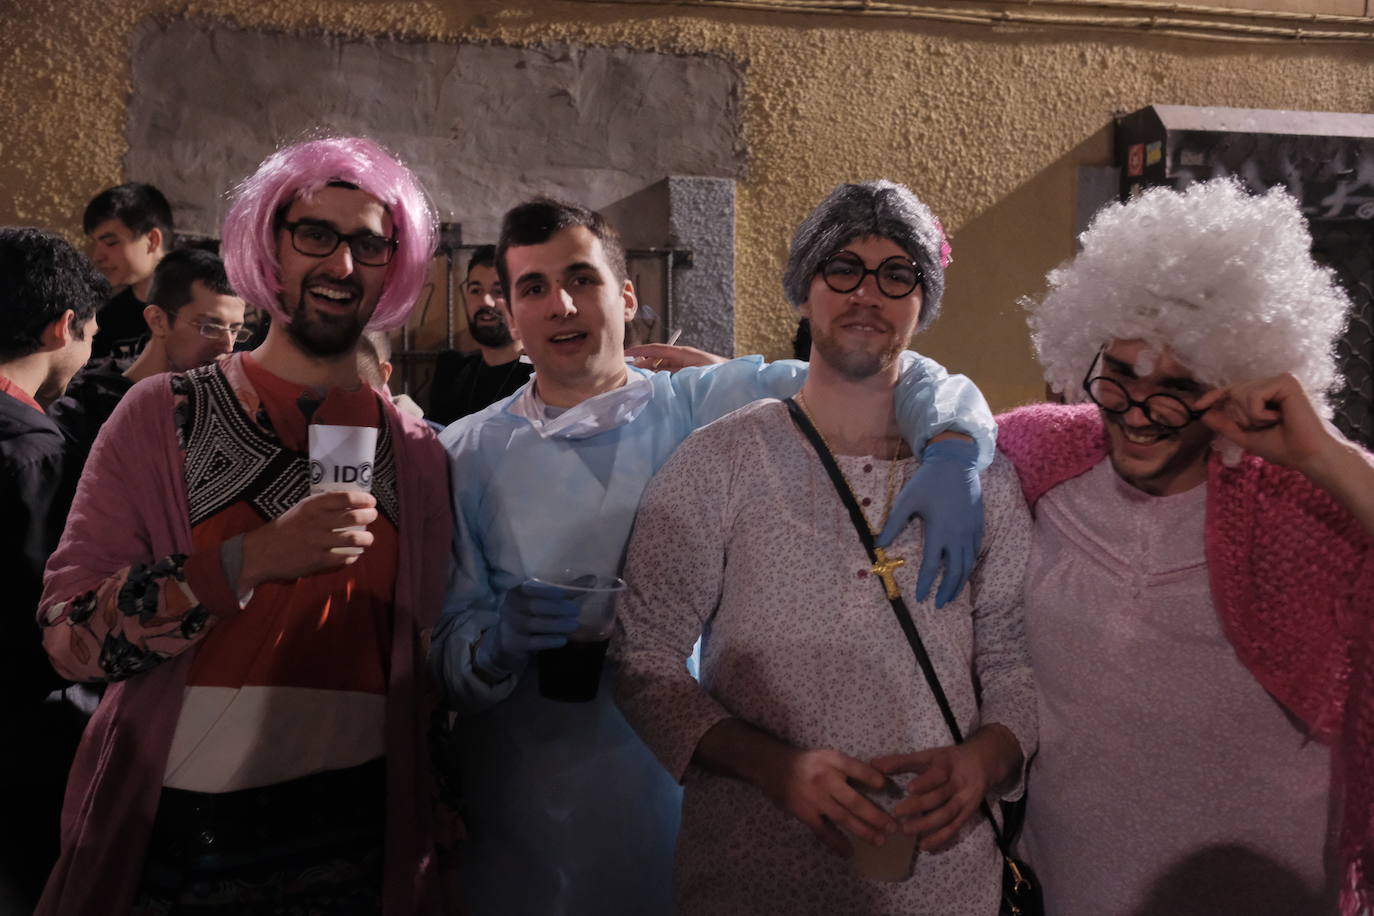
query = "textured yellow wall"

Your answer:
(3, 0), (1373, 409)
